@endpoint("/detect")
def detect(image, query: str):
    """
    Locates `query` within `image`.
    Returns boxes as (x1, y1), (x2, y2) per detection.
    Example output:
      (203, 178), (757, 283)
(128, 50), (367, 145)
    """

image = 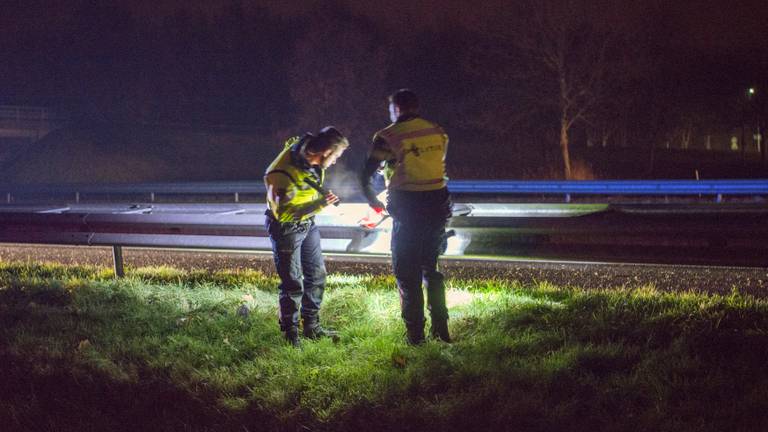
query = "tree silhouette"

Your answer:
(461, 0), (623, 179)
(514, 0), (618, 179)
